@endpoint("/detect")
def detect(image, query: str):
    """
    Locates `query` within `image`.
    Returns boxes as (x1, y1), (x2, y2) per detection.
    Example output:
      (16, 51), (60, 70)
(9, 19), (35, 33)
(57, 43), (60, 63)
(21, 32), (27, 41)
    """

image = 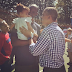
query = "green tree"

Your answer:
(0, 0), (56, 24)
(0, 0), (31, 24)
(56, 0), (71, 24)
